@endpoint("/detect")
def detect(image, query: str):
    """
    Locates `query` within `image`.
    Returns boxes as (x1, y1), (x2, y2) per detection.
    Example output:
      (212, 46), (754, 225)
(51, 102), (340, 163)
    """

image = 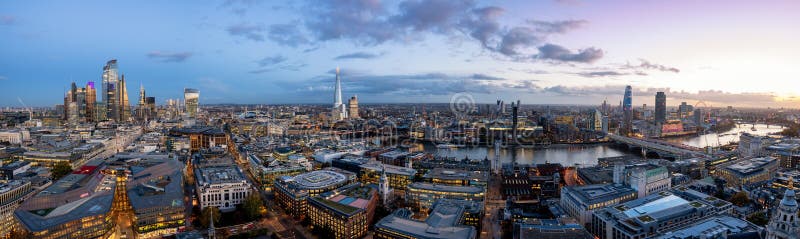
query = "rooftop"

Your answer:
(284, 169), (352, 190)
(724, 157), (776, 175)
(196, 166), (248, 185)
(656, 215), (760, 239)
(408, 182), (485, 194)
(375, 199), (477, 239)
(423, 168), (488, 182)
(563, 183), (636, 205)
(360, 161), (417, 176)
